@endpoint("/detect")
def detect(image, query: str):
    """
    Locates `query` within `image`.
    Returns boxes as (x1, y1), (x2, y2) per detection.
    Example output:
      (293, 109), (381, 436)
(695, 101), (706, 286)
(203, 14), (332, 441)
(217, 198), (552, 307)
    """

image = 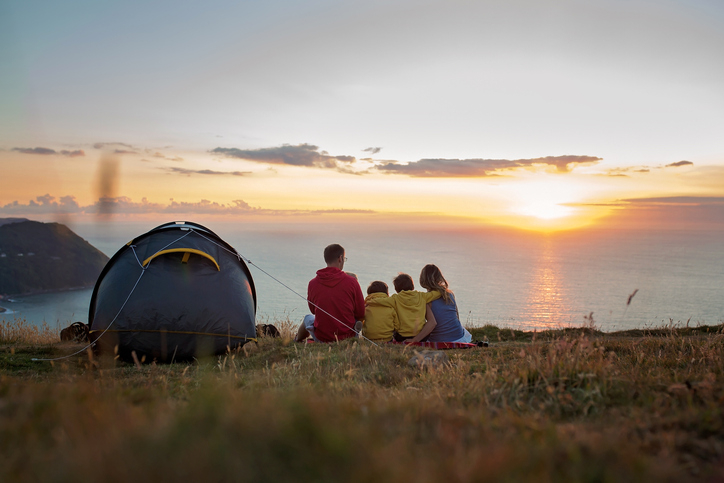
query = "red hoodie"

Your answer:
(308, 267), (365, 342)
